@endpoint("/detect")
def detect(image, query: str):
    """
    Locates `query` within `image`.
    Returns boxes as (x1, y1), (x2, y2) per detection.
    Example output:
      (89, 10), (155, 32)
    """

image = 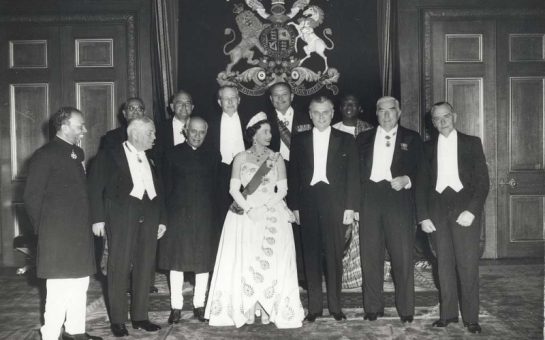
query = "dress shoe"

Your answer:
(400, 315), (414, 323)
(432, 317), (459, 327)
(131, 320), (161, 332)
(363, 311), (384, 321)
(332, 311), (347, 321)
(62, 332), (103, 340)
(465, 322), (482, 334)
(193, 307), (206, 322)
(149, 285), (159, 293)
(110, 323), (129, 337)
(304, 312), (322, 322)
(168, 308), (182, 324)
